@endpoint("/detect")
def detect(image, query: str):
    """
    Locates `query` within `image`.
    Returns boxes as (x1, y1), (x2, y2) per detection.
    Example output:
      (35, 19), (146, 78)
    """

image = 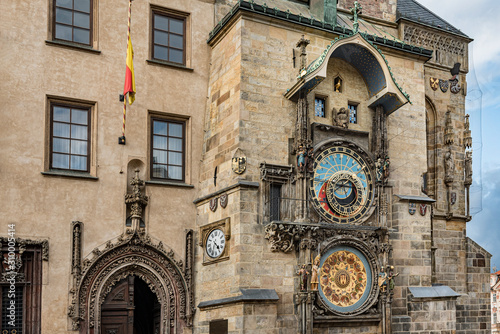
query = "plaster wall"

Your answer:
(0, 0), (212, 332)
